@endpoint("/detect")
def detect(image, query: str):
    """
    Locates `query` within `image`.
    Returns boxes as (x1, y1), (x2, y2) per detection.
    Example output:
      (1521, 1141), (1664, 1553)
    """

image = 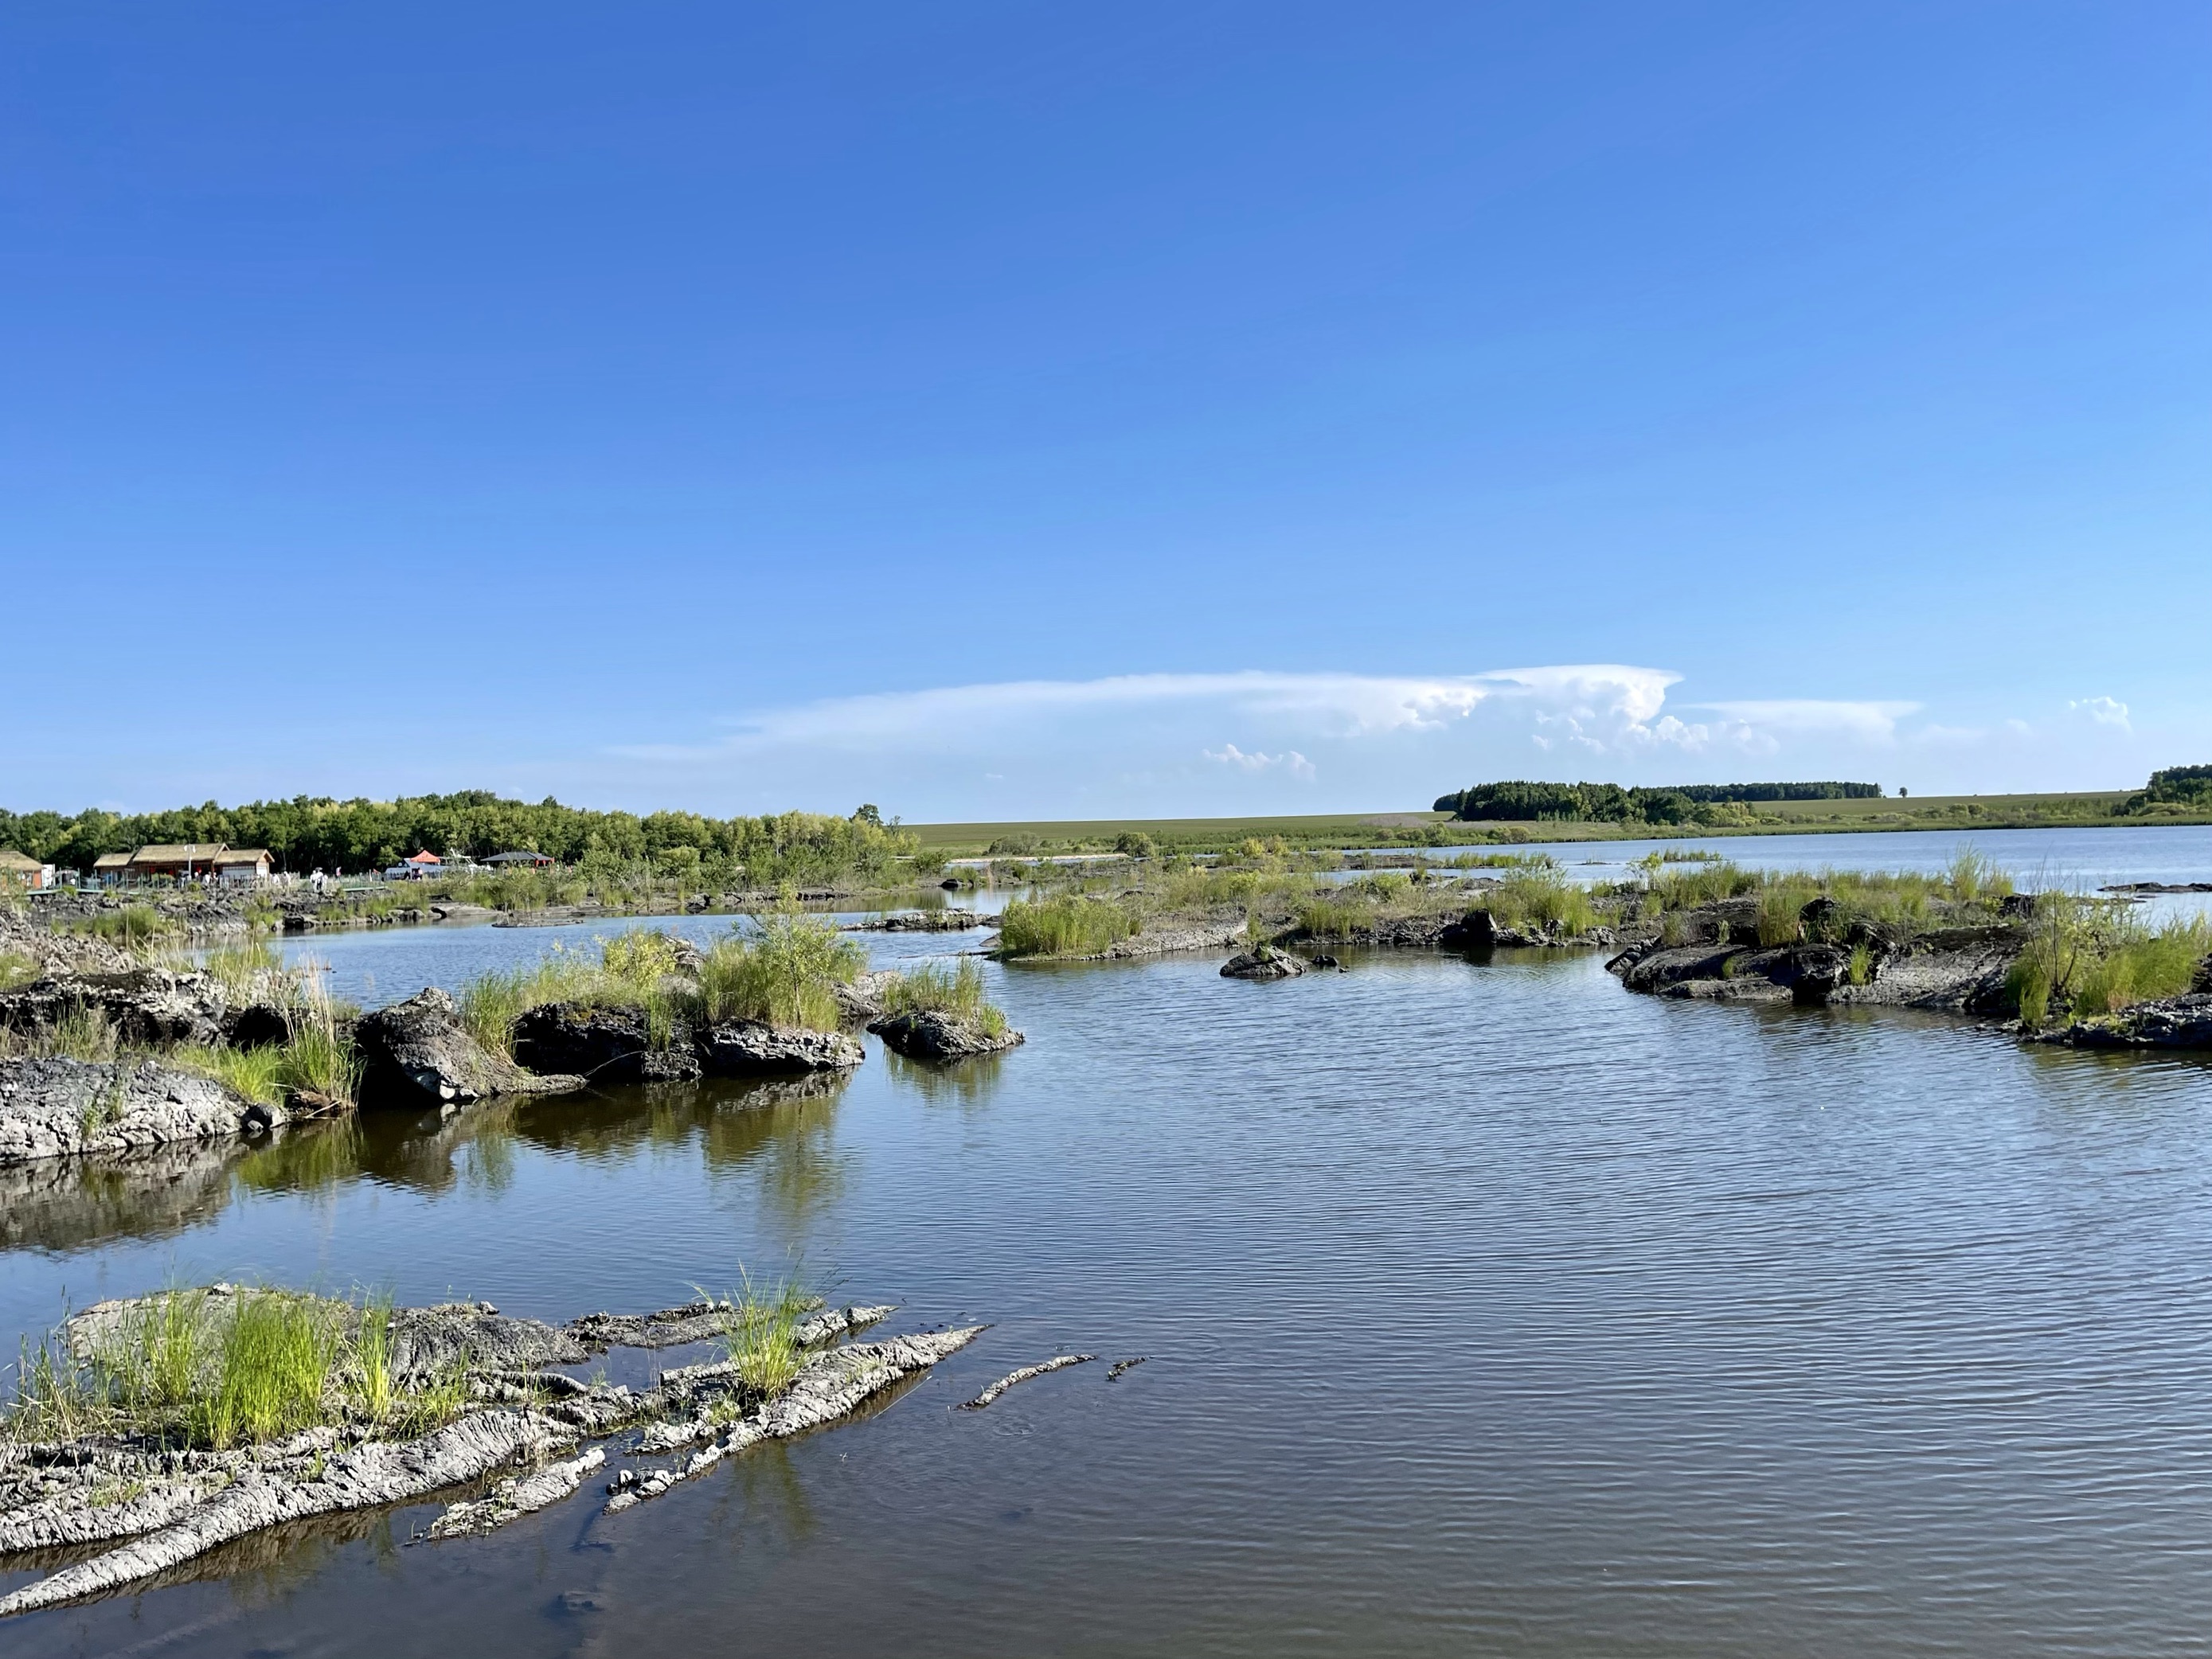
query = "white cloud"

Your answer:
(2069, 696), (2131, 730)
(1204, 744), (1316, 779)
(1690, 699), (1921, 741)
(604, 666), (1943, 817)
